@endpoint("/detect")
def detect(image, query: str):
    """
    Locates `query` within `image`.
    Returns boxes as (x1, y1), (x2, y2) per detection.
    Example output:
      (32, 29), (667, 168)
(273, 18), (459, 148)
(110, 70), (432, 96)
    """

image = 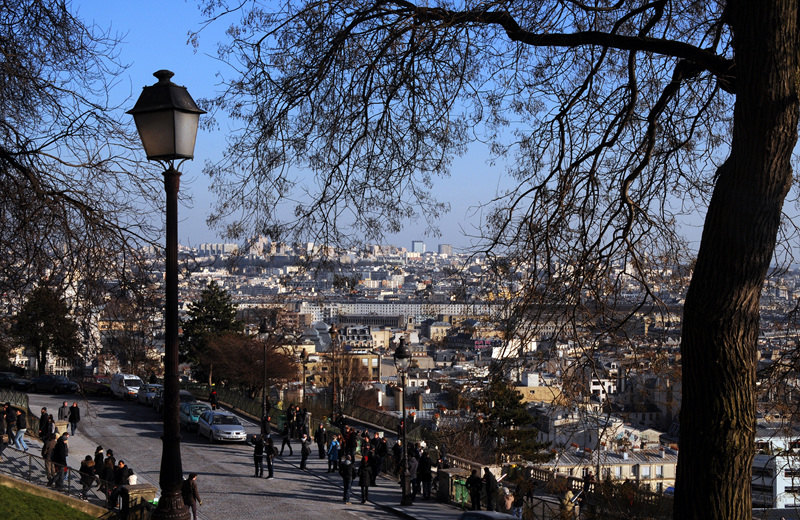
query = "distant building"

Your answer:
(438, 244), (453, 256)
(411, 240), (426, 254)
